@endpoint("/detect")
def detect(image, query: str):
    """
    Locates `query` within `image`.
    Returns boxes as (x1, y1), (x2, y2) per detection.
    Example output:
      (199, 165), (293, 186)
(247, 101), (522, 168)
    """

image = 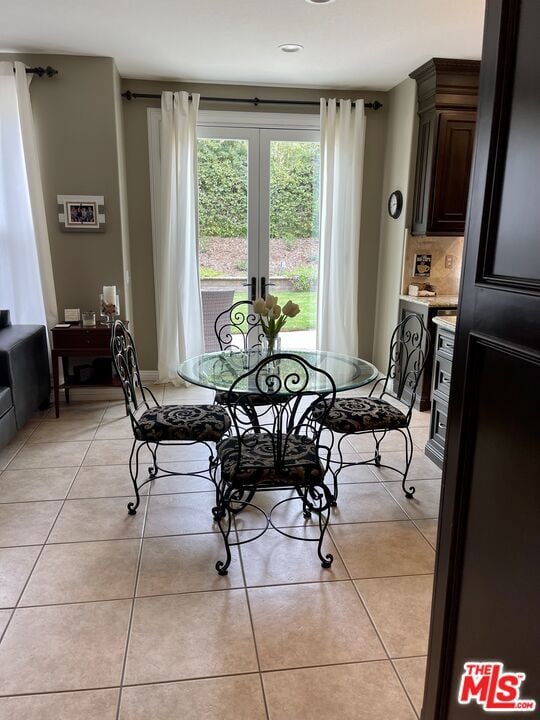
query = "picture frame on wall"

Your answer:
(57, 195), (105, 232)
